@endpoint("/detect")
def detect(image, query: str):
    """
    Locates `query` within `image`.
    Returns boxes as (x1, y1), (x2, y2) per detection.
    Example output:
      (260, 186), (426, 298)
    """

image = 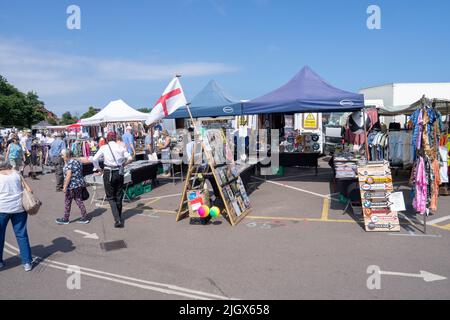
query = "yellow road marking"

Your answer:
(245, 215), (450, 230)
(434, 223), (450, 231)
(321, 198), (330, 221)
(246, 215), (356, 224)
